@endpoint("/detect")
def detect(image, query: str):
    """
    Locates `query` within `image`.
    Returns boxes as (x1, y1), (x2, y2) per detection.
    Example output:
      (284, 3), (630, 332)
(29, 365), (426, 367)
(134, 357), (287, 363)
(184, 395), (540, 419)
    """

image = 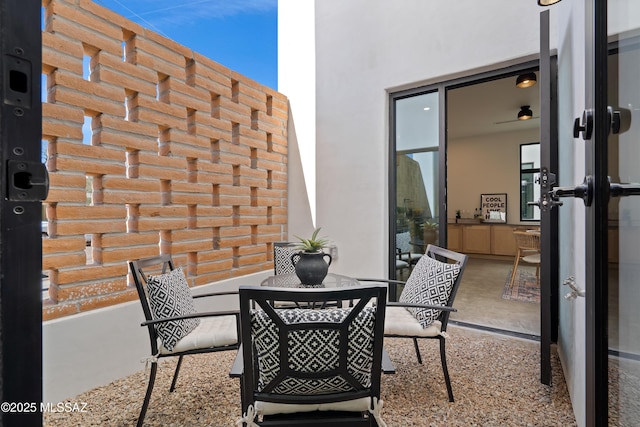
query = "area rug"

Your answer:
(502, 269), (540, 303)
